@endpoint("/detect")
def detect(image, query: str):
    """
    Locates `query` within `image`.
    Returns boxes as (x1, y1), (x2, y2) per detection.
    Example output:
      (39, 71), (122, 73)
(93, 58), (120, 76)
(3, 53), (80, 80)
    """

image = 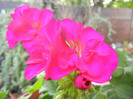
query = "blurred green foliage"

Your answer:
(0, 91), (8, 99)
(107, 0), (133, 9)
(56, 0), (133, 8)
